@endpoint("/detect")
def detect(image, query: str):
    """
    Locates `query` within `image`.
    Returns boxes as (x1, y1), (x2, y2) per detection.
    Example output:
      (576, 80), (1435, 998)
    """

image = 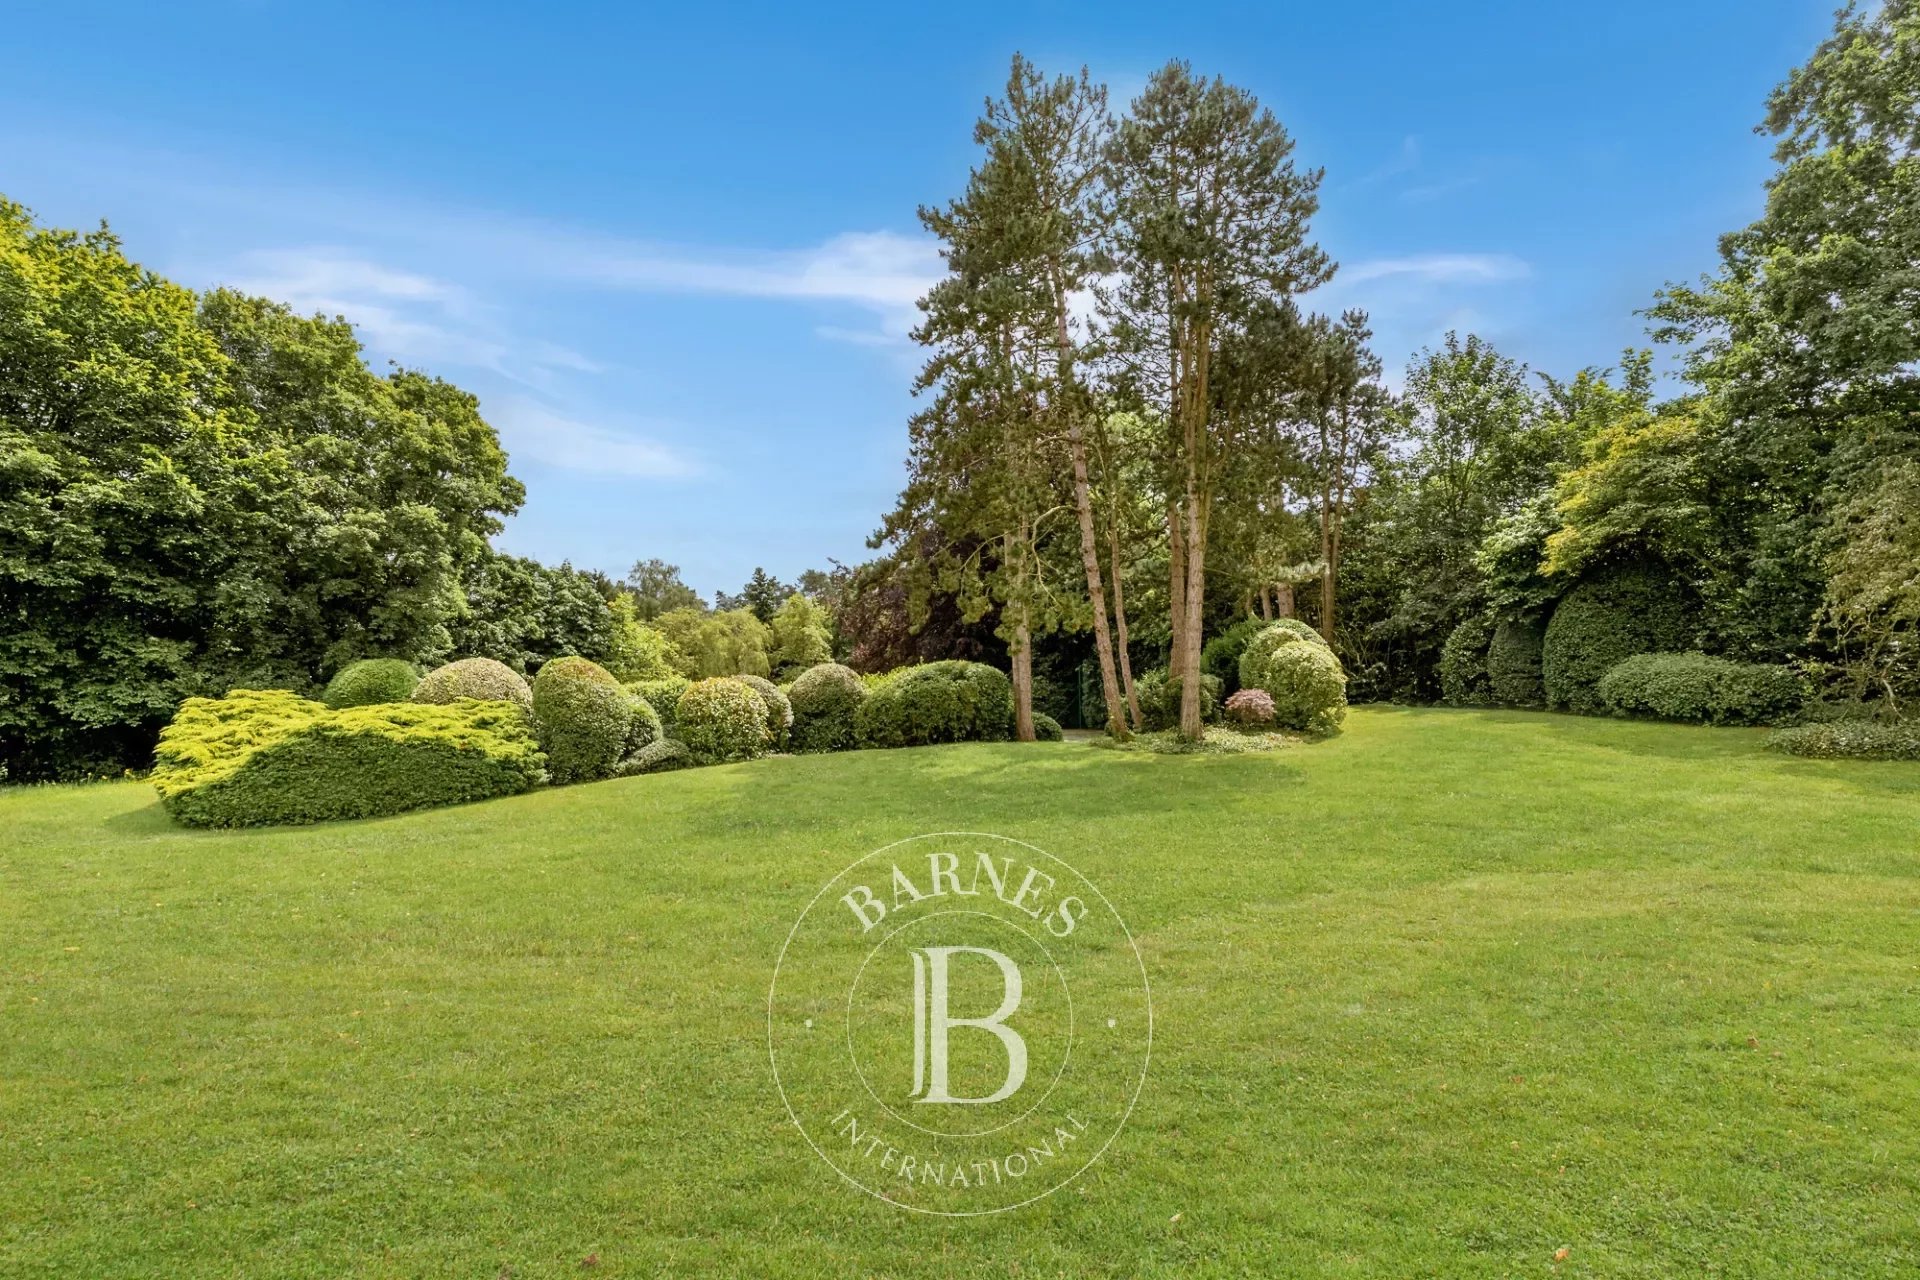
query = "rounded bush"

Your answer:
(1132, 667), (1223, 731)
(623, 691), (663, 757)
(618, 736), (693, 775)
(1488, 618), (1546, 707)
(1249, 642), (1347, 734)
(1542, 565), (1694, 715)
(676, 677), (771, 763)
(1439, 615), (1496, 706)
(627, 675), (692, 738)
(412, 657), (533, 714)
(1768, 719), (1920, 760)
(1223, 687), (1277, 727)
(1238, 622), (1329, 696)
(1031, 712), (1064, 741)
(1597, 652), (1803, 725)
(531, 657), (632, 785)
(788, 663), (867, 753)
(736, 673), (793, 750)
(854, 661), (1014, 749)
(322, 658), (420, 709)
